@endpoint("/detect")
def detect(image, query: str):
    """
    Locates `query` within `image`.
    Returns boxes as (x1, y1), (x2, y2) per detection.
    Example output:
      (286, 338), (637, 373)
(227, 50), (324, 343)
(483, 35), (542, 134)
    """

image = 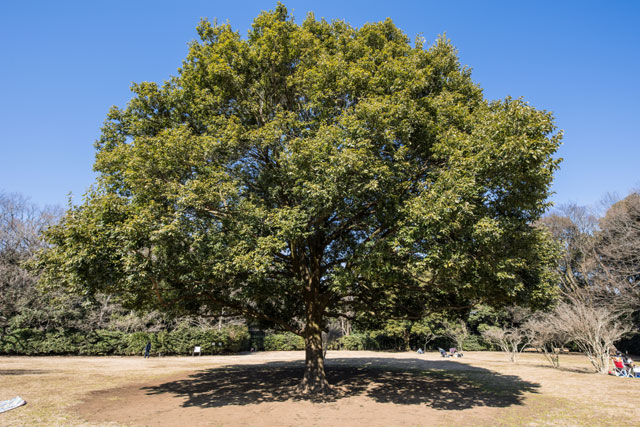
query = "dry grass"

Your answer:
(1, 351), (639, 426)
